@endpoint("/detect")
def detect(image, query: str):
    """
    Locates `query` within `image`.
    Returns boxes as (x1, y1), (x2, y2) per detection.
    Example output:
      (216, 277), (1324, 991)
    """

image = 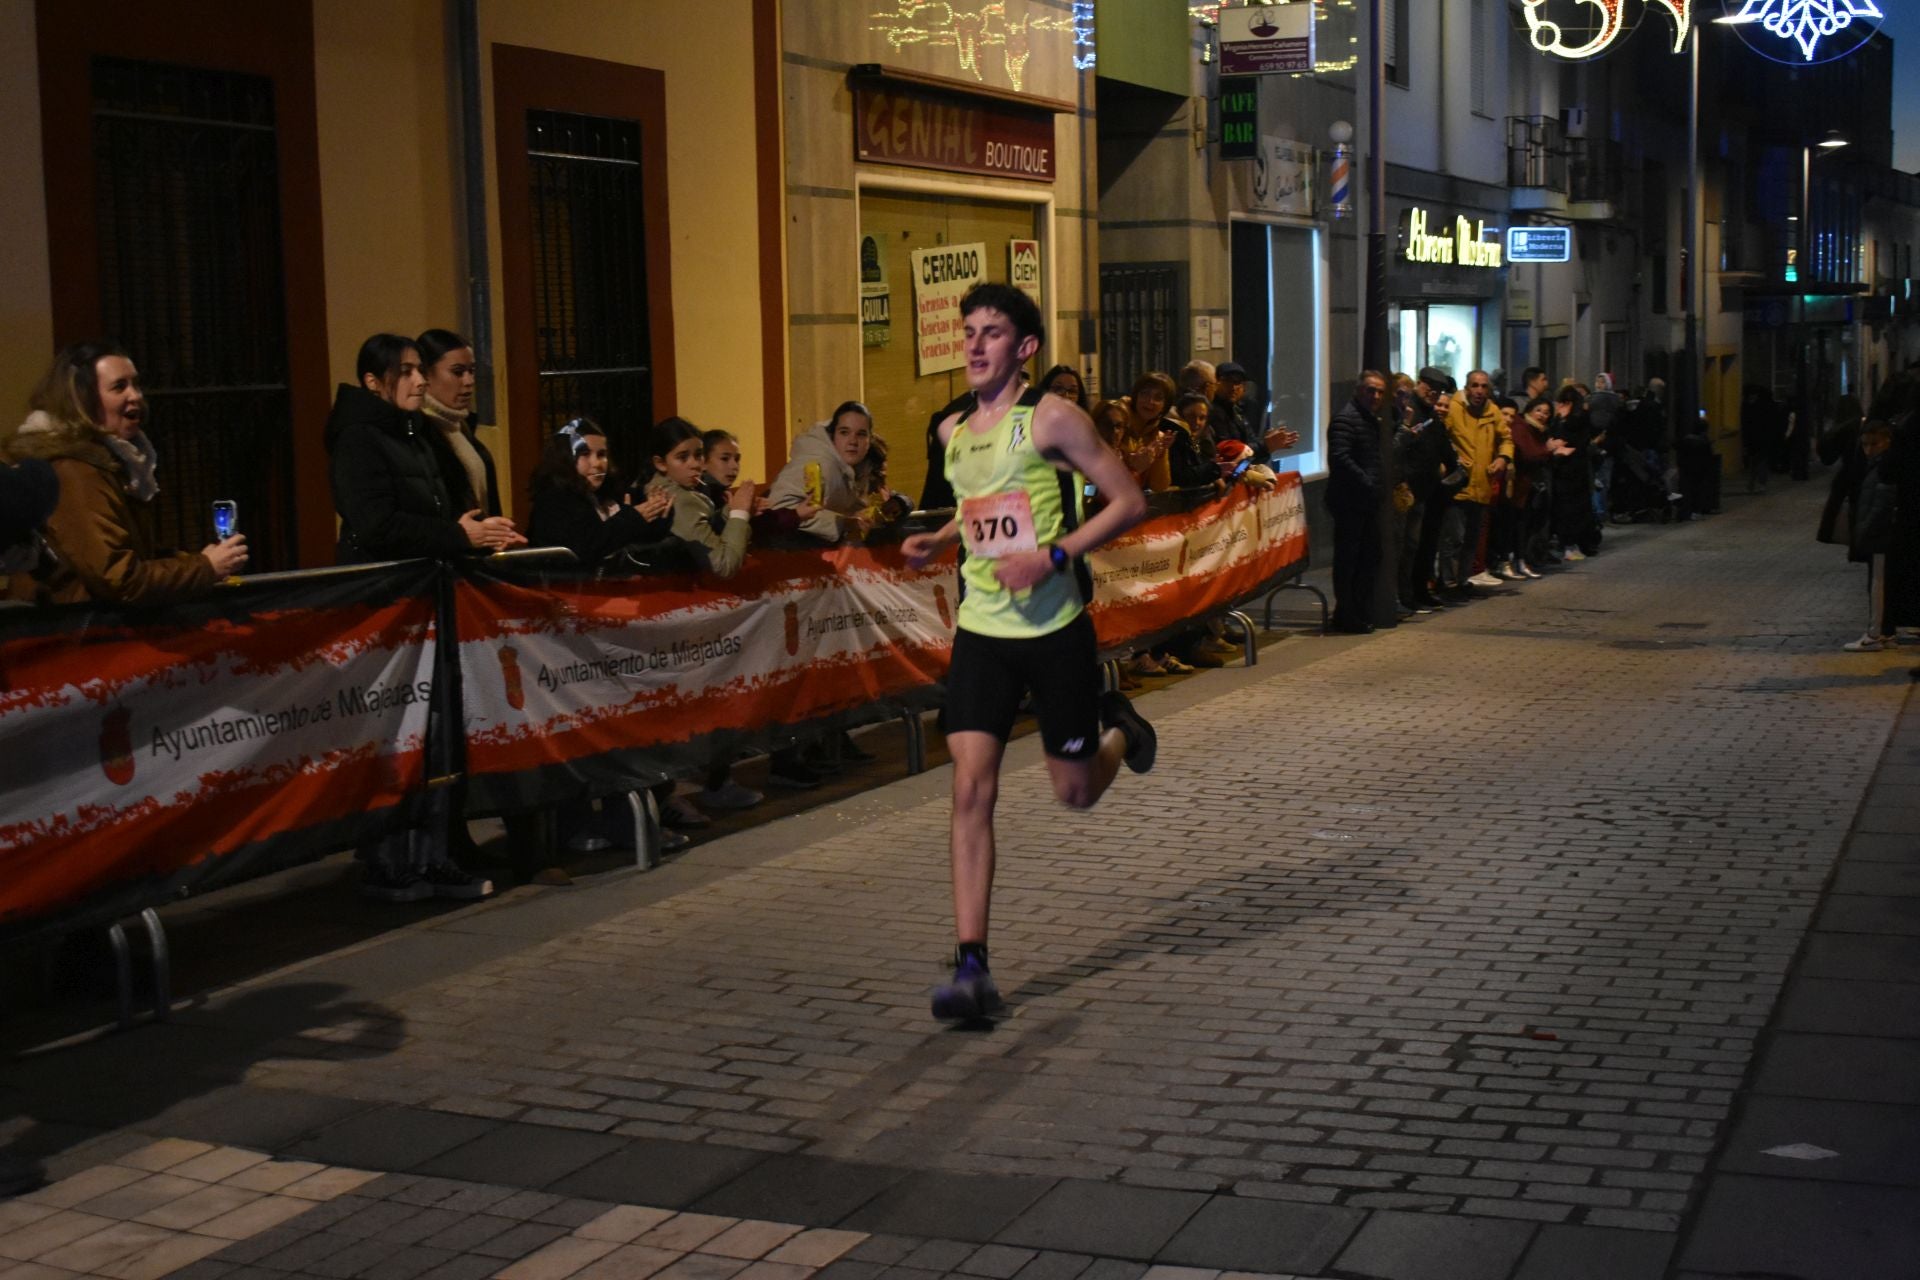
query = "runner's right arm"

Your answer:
(902, 411), (965, 567)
